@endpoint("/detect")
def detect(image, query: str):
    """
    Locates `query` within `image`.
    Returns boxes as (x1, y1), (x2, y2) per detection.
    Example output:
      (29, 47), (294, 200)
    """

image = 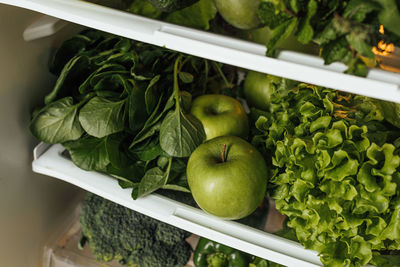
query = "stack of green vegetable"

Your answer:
(80, 192), (192, 266)
(251, 81), (400, 266)
(29, 29), (236, 199)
